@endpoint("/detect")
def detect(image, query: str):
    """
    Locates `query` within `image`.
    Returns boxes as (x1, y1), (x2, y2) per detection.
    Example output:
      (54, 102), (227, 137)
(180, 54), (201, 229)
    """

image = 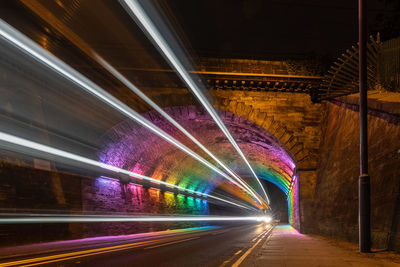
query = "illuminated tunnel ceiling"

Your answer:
(99, 106), (296, 208)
